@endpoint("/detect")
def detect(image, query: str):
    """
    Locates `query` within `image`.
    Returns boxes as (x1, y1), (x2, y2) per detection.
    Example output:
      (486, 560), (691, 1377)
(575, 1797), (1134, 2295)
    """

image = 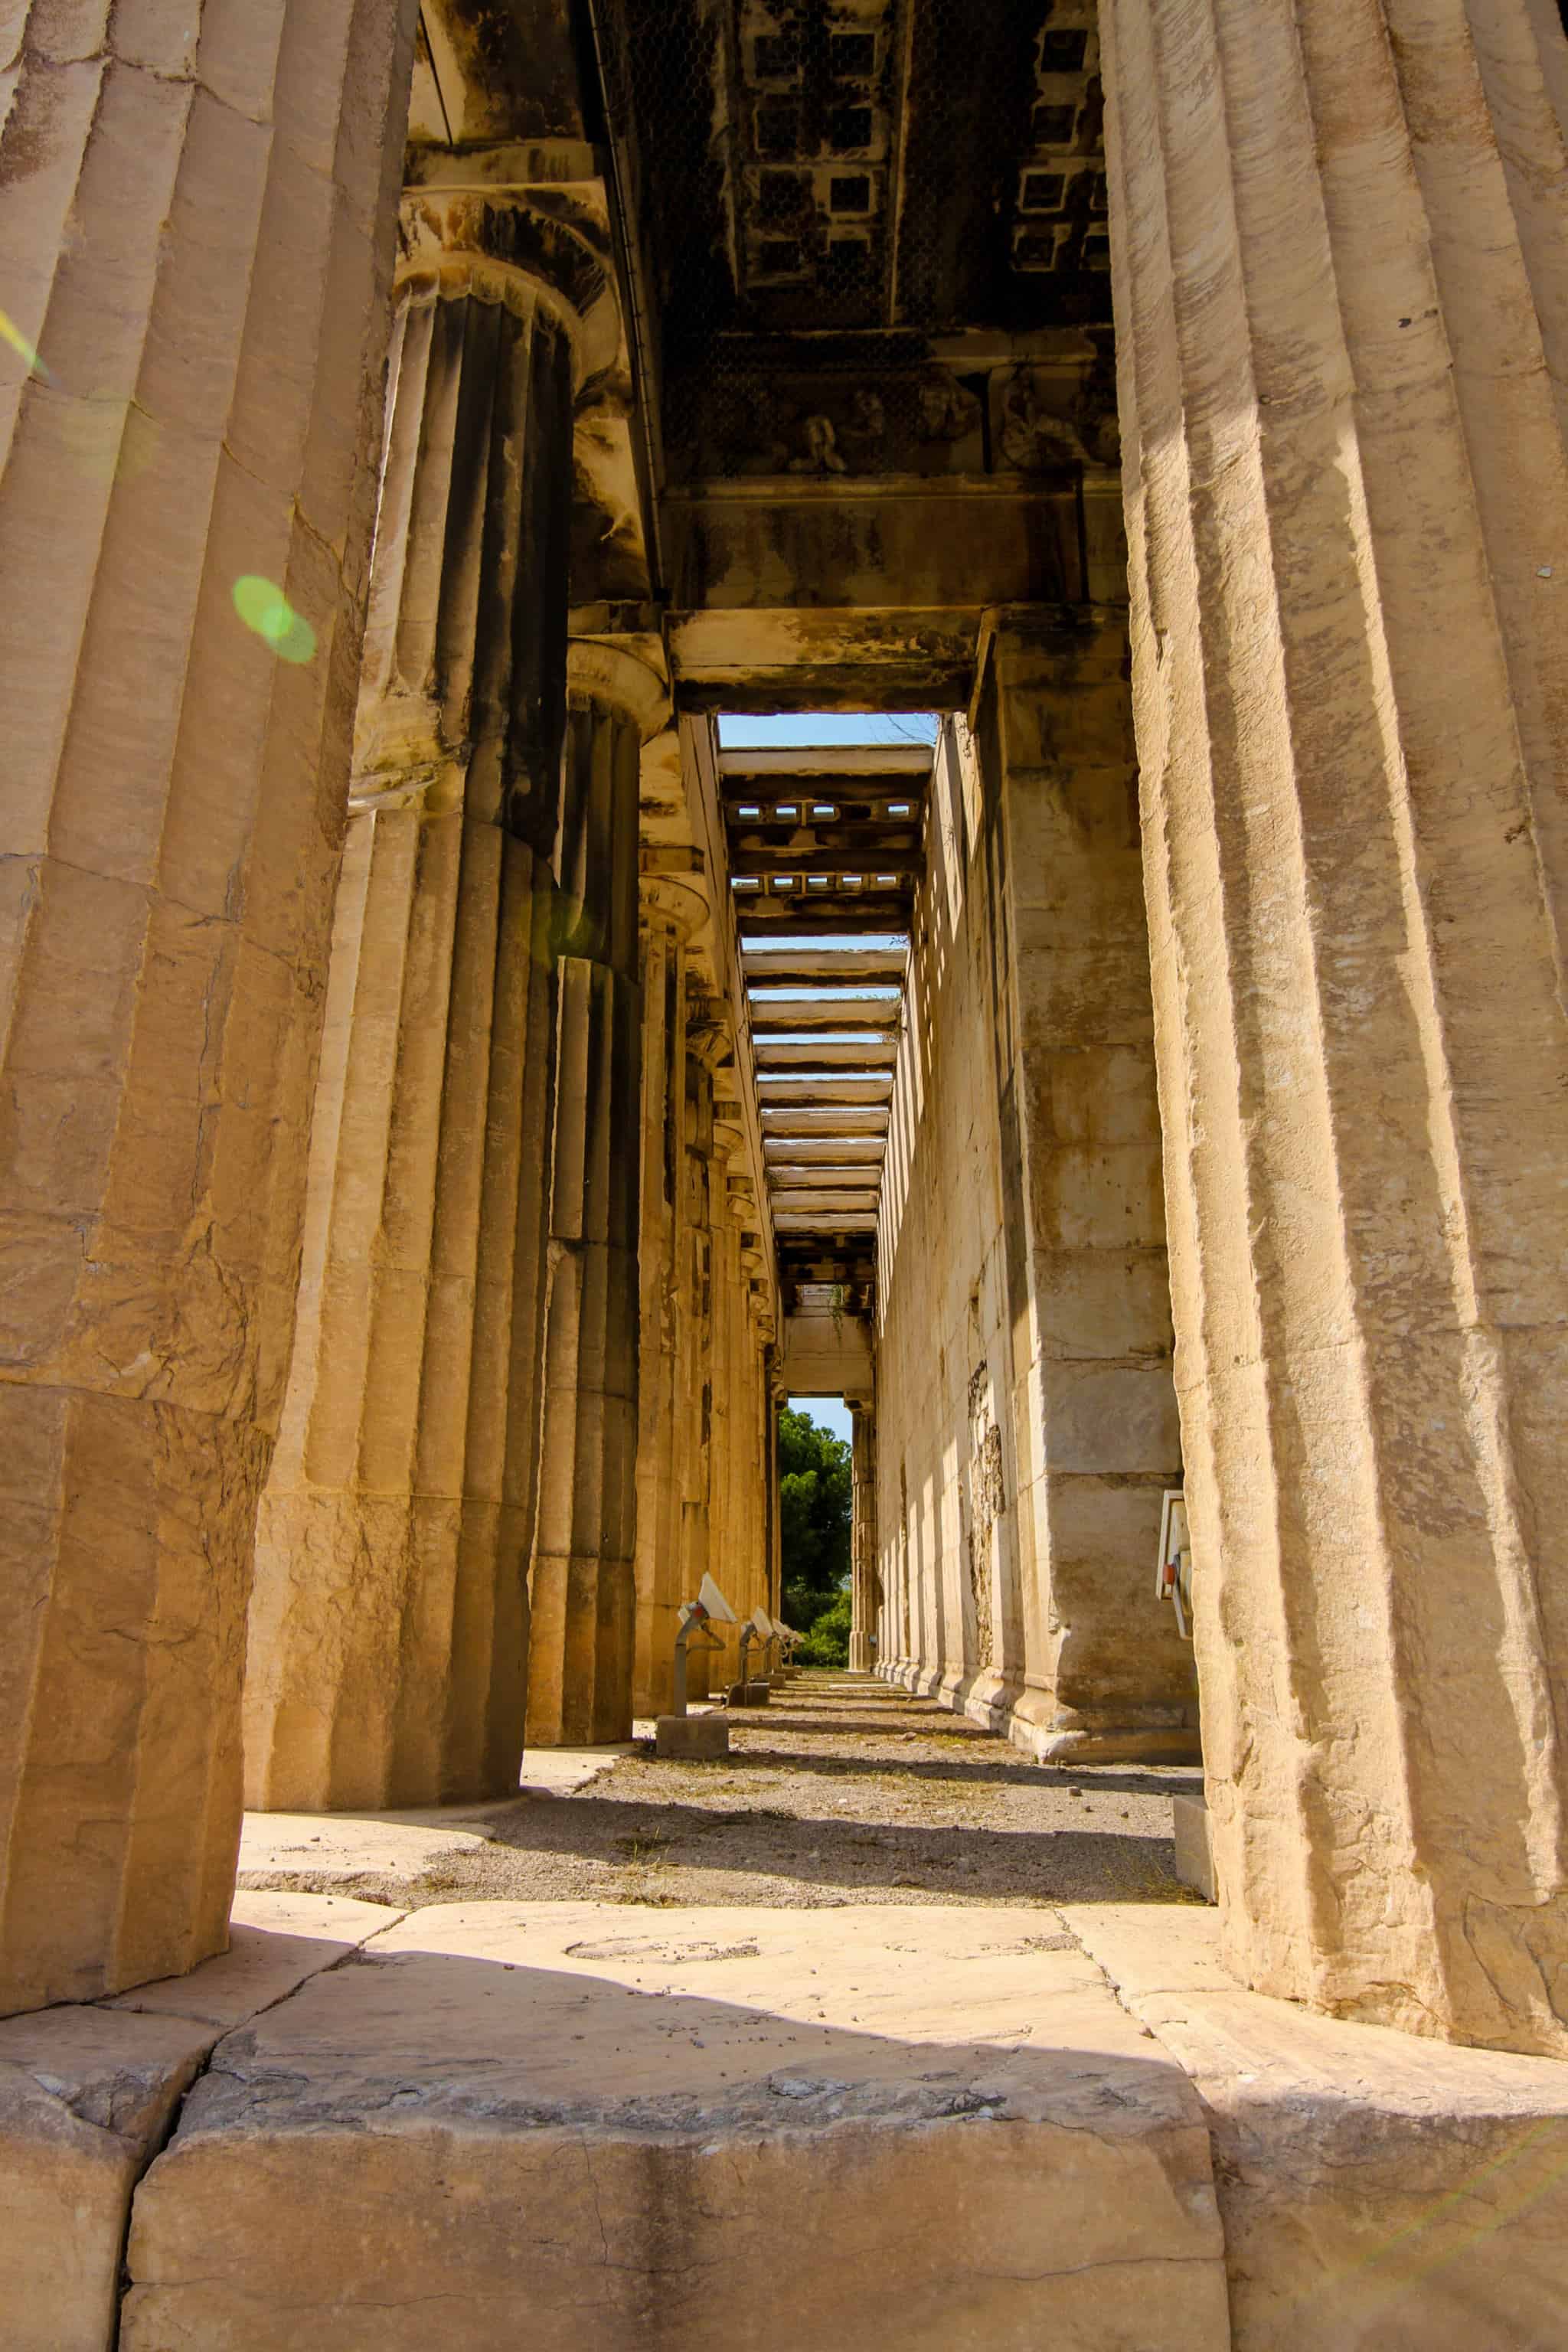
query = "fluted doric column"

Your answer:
(0, 0), (416, 2013)
(632, 869), (706, 1717)
(245, 178), (599, 1809)
(526, 641), (670, 1746)
(676, 1004), (727, 1697)
(849, 1403), (877, 1672)
(1104, 0), (1568, 2053)
(767, 1373), (786, 1623)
